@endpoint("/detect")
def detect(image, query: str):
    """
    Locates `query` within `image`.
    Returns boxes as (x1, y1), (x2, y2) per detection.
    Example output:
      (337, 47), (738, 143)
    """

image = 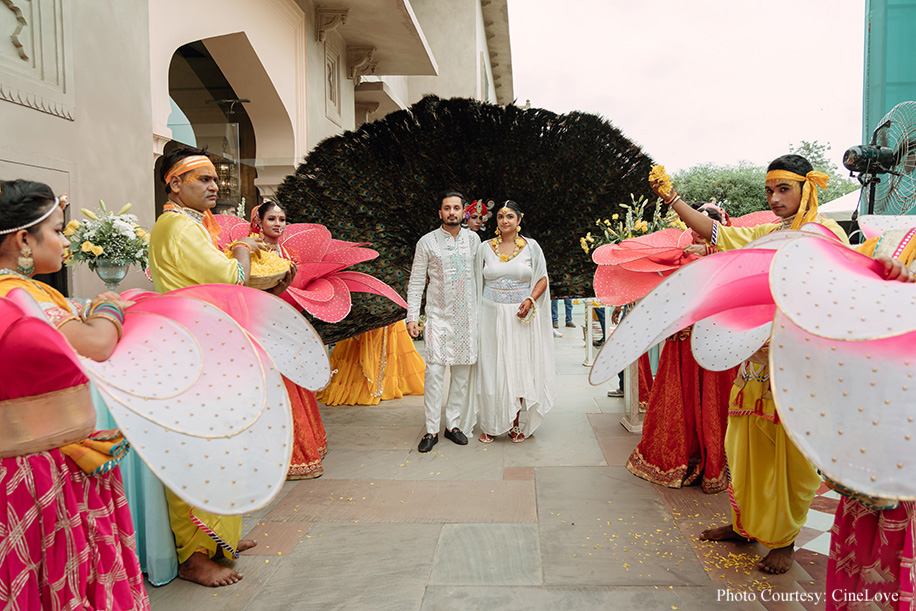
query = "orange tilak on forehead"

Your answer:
(184, 168), (216, 183)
